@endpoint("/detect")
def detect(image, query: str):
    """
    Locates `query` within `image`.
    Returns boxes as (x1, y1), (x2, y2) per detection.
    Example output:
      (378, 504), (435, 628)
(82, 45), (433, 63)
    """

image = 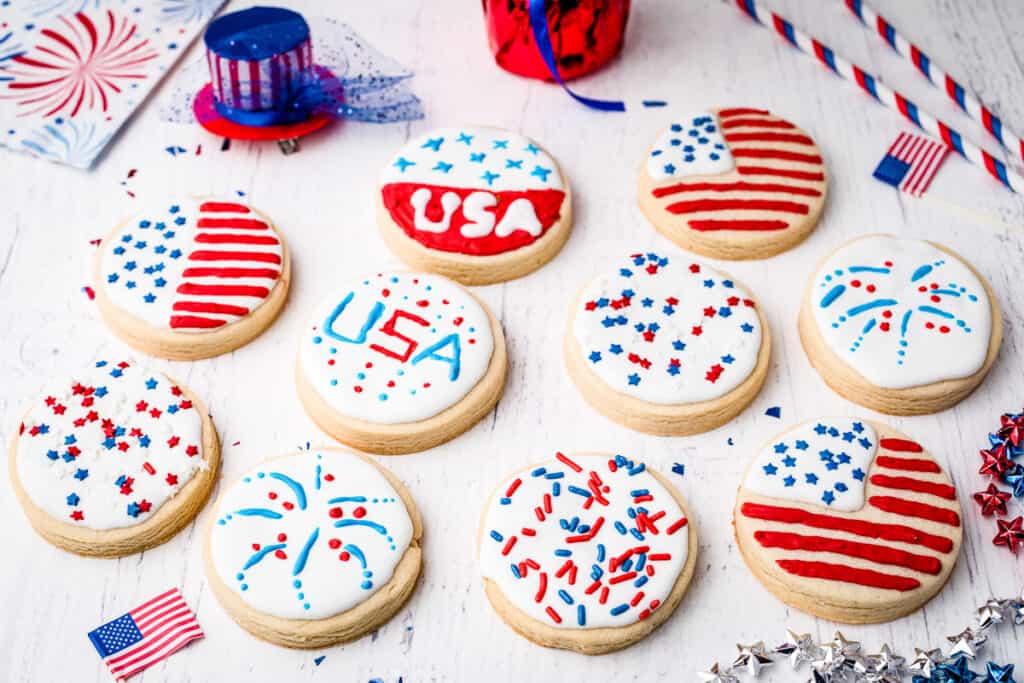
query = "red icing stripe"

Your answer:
(172, 301), (250, 316)
(199, 202), (251, 213)
(169, 315), (227, 329)
(188, 250), (282, 264)
(775, 559), (921, 592)
(195, 233), (279, 245)
(196, 218), (269, 230)
(755, 531), (941, 574)
(869, 474), (956, 501)
(879, 438), (924, 453)
(176, 283), (270, 298)
(869, 496), (961, 527)
(731, 148), (824, 164)
(687, 219), (789, 232)
(718, 108), (769, 118)
(740, 502), (953, 553)
(723, 132), (815, 145)
(181, 267), (280, 279)
(737, 166), (826, 181)
(875, 456), (940, 473)
(722, 118), (796, 130)
(651, 181), (822, 198)
(666, 198), (809, 215)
